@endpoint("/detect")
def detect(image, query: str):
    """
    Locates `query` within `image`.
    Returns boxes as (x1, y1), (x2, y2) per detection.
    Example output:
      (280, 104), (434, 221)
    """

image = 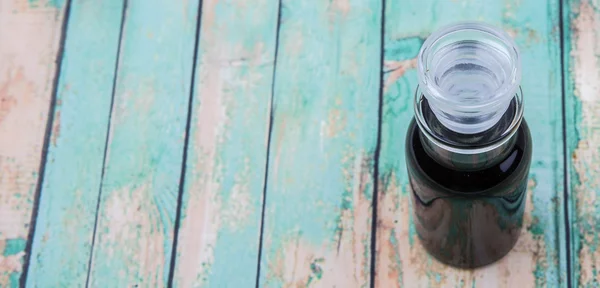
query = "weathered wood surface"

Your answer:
(171, 0), (279, 286)
(6, 0), (600, 286)
(564, 0), (600, 287)
(0, 0), (66, 286)
(24, 0), (125, 287)
(257, 0), (383, 286)
(85, 0), (200, 286)
(375, 0), (568, 287)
